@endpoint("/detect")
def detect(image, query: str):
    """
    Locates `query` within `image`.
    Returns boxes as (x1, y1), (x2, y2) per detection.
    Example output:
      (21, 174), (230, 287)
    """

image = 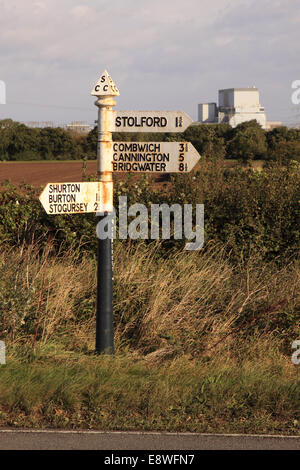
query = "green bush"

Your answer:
(0, 160), (299, 262)
(1, 118), (300, 164)
(169, 162), (300, 261)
